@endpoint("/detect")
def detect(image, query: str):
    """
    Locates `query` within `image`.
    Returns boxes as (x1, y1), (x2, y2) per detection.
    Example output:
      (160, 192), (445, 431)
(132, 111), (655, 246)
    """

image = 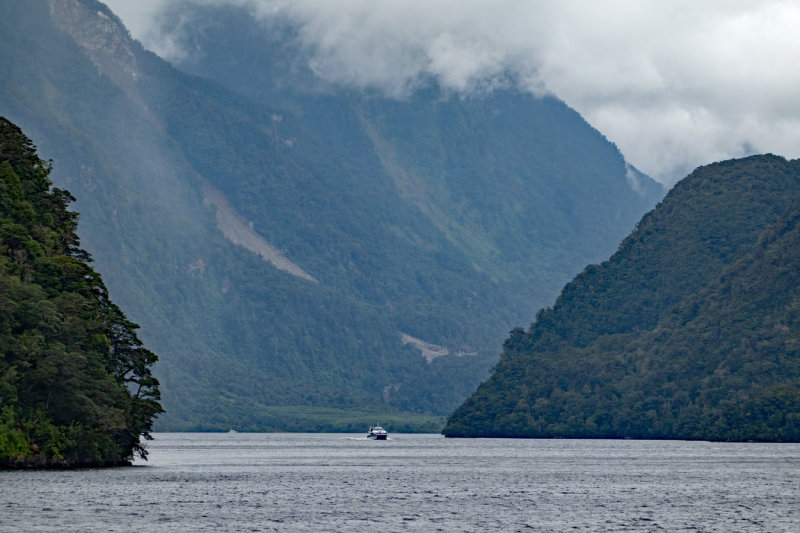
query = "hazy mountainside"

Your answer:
(0, 0), (434, 430)
(445, 155), (800, 441)
(0, 0), (662, 430)
(158, 1), (664, 296)
(0, 118), (161, 467)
